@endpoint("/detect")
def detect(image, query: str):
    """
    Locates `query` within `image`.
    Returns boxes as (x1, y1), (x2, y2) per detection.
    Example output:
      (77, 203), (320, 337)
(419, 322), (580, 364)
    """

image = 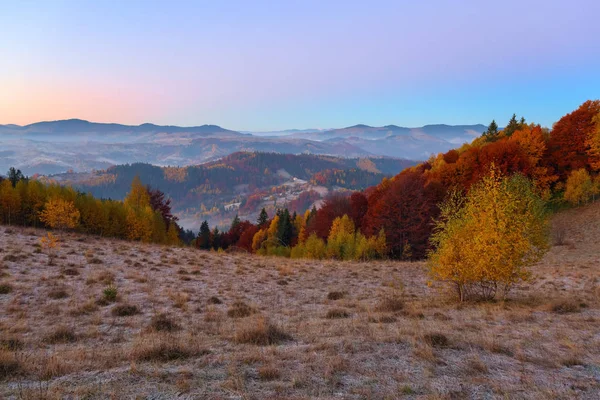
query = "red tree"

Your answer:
(363, 170), (445, 259)
(548, 100), (600, 178)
